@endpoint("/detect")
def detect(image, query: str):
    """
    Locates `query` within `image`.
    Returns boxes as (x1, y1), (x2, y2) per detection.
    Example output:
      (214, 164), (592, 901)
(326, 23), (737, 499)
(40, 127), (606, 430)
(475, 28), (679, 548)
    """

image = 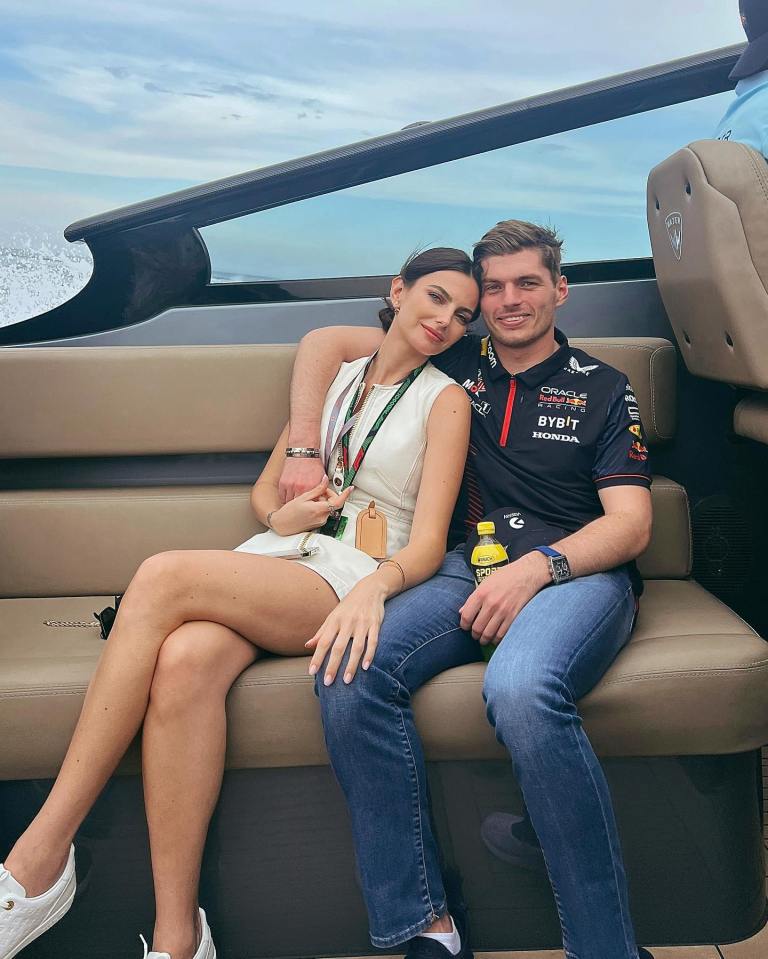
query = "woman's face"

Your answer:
(390, 270), (479, 356)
